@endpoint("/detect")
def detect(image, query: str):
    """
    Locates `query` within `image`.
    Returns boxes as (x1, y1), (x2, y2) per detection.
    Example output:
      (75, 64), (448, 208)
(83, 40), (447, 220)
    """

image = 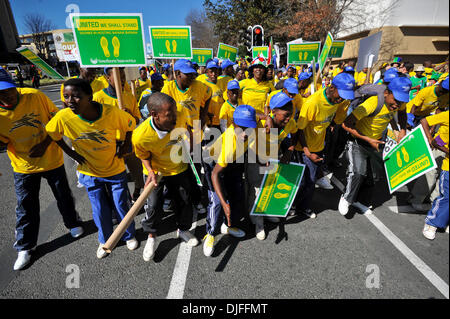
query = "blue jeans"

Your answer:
(294, 151), (324, 212)
(425, 170), (449, 229)
(13, 165), (81, 251)
(78, 171), (135, 244)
